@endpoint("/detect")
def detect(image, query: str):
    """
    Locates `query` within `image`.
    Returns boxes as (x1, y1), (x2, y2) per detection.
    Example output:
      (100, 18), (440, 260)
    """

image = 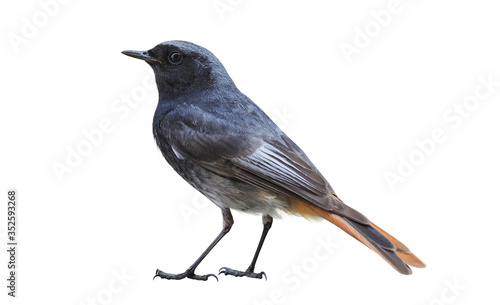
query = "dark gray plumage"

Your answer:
(121, 40), (425, 281)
